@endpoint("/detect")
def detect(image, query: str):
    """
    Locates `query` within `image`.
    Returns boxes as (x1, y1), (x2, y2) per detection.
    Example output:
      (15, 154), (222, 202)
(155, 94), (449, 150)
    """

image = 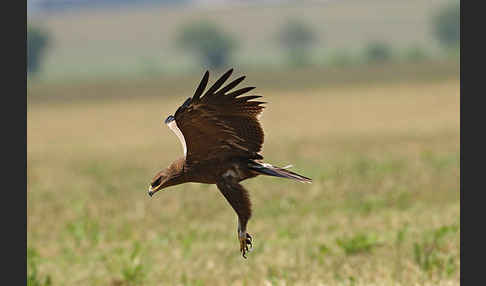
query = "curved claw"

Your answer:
(246, 233), (253, 250)
(240, 232), (253, 259)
